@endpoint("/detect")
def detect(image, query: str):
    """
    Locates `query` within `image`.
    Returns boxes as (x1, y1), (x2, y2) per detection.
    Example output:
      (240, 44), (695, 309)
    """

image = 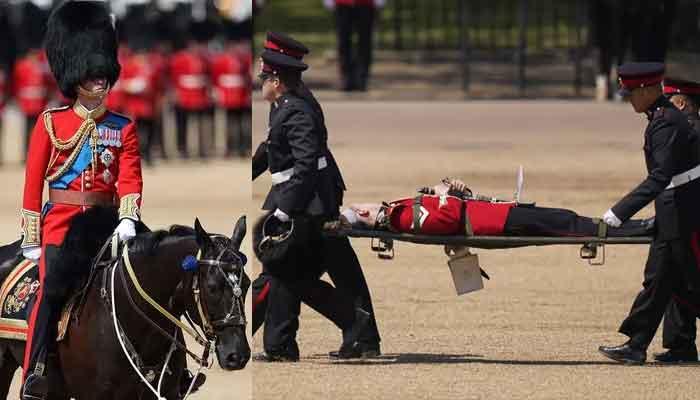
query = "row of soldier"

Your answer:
(0, 2), (253, 164)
